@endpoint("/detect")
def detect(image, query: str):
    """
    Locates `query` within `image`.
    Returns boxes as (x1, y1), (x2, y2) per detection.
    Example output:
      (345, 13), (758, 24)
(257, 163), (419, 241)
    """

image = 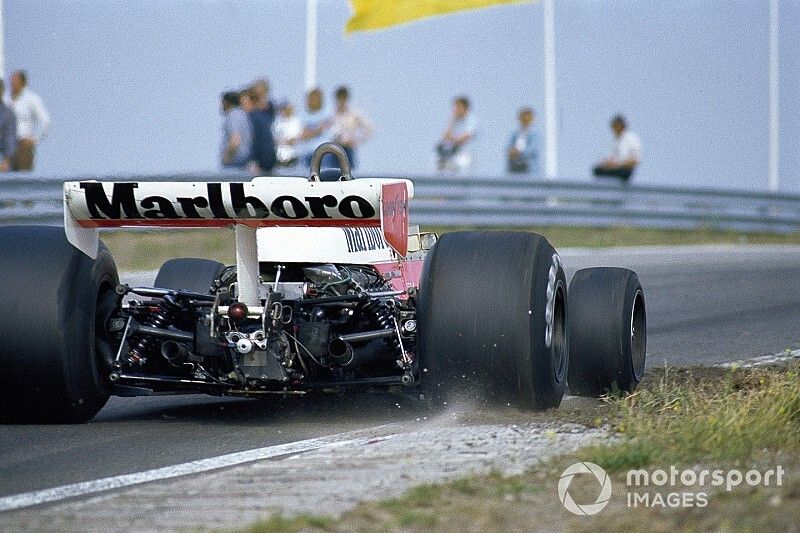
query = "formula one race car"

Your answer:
(0, 144), (646, 423)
